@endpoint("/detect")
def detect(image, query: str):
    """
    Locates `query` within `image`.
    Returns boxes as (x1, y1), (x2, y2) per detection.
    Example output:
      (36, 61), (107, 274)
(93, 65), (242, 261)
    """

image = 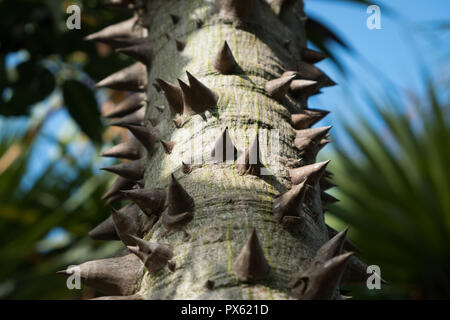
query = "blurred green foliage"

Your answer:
(0, 0), (134, 142)
(0, 0), (135, 299)
(326, 82), (450, 299)
(0, 112), (125, 298)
